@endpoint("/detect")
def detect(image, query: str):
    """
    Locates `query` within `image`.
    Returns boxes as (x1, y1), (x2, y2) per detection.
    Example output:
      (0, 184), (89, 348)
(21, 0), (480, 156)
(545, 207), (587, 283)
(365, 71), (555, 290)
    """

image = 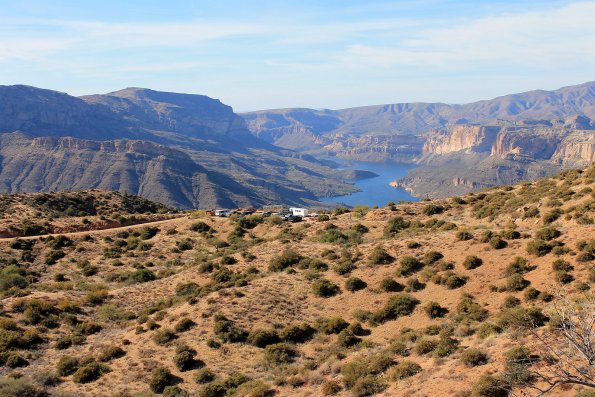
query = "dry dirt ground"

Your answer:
(0, 167), (593, 397)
